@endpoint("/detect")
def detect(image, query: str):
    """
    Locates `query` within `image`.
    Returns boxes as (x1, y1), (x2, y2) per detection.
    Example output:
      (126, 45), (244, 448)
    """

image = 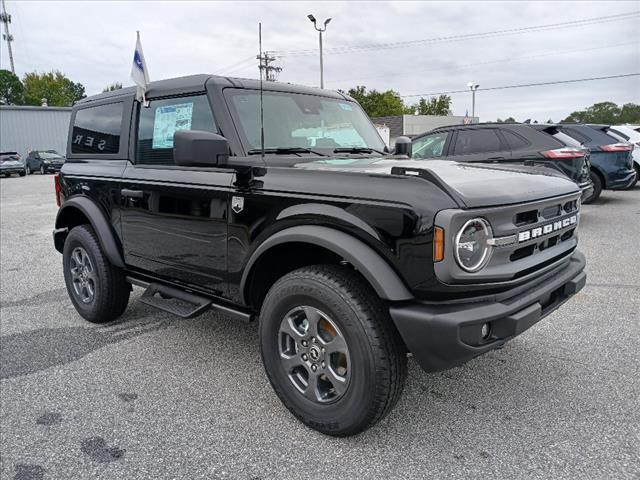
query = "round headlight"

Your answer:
(454, 218), (492, 272)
